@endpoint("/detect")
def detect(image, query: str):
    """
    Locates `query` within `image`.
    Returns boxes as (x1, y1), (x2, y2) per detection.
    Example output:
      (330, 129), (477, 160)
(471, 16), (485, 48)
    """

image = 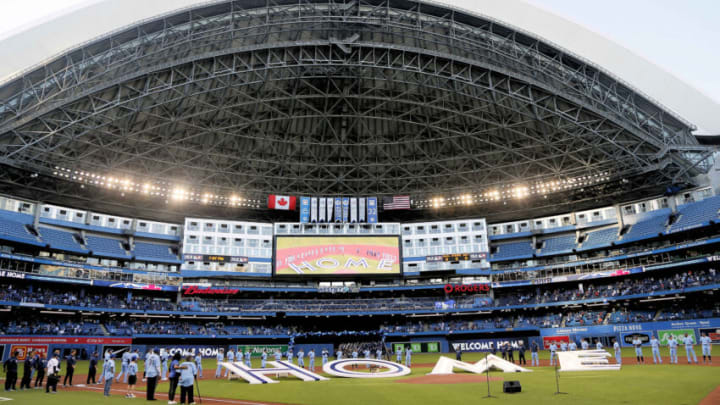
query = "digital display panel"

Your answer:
(274, 236), (401, 276)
